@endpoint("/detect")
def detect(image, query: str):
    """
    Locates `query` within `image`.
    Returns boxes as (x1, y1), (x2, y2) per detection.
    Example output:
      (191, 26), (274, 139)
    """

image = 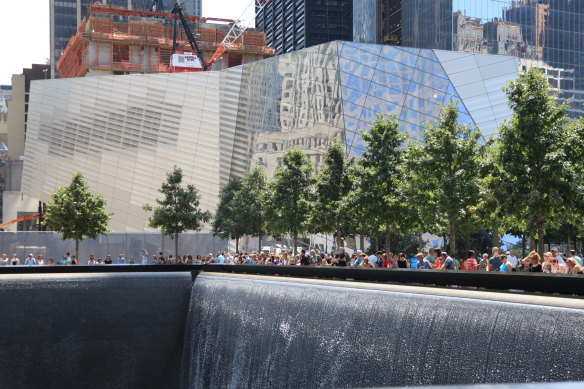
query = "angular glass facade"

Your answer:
(375, 0), (584, 117)
(23, 41), (517, 231)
